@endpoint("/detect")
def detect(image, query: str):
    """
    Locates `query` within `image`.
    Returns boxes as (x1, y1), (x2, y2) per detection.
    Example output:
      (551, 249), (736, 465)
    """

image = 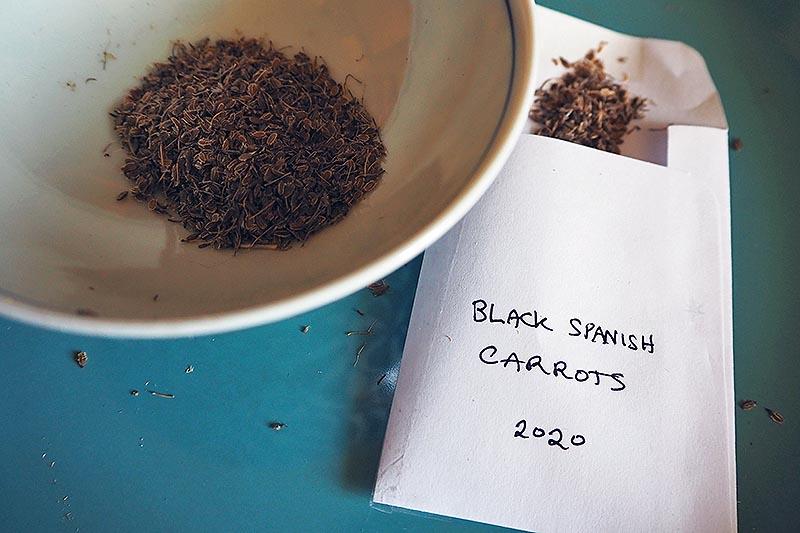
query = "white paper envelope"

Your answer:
(373, 6), (735, 533)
